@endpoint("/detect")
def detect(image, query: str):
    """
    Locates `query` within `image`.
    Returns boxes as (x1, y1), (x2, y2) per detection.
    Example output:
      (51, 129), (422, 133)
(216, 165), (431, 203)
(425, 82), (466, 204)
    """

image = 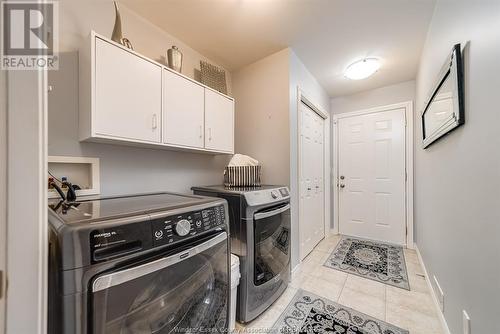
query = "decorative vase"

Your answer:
(167, 46), (183, 73)
(111, 1), (133, 50)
